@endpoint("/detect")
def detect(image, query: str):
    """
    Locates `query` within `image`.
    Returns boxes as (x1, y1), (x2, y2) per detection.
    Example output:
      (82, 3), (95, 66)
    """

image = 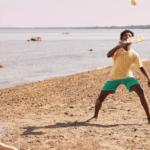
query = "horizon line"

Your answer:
(0, 24), (150, 28)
